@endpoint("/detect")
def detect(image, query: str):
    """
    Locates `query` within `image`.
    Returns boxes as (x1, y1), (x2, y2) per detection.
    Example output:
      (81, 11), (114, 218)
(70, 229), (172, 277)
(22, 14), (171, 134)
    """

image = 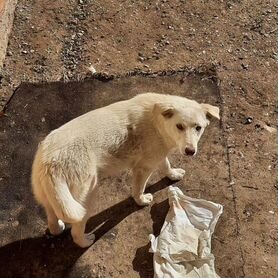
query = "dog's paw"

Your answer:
(166, 168), (185, 181)
(134, 193), (153, 206)
(73, 231), (95, 248)
(49, 219), (65, 235)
